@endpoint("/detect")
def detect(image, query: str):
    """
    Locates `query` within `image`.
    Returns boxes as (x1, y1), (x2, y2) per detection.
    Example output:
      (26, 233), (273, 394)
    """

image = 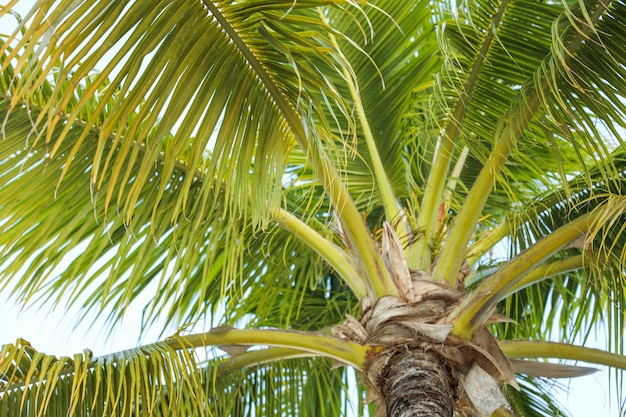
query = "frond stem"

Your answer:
(505, 255), (584, 296)
(167, 328), (369, 370)
(448, 213), (594, 339)
(500, 340), (626, 370)
(217, 347), (316, 374)
(434, 0), (611, 286)
(325, 25), (407, 236)
(200, 0), (396, 300)
(411, 0), (509, 272)
(273, 208), (367, 298)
